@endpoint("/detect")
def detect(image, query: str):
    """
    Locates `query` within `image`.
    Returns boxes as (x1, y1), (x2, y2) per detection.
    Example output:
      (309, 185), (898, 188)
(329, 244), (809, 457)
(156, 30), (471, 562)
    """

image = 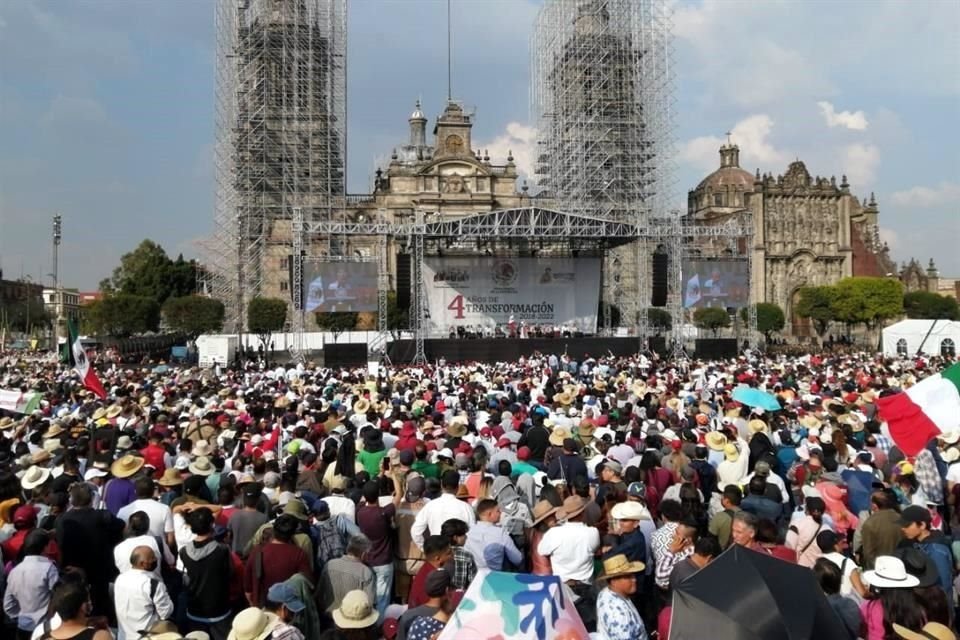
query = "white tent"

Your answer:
(882, 319), (960, 357)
